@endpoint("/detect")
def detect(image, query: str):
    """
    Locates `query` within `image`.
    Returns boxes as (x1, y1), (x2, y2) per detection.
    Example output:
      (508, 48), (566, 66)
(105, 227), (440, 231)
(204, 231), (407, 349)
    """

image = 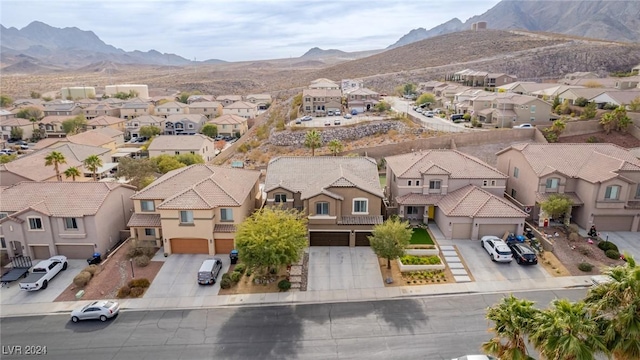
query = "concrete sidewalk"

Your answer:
(0, 274), (595, 318)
